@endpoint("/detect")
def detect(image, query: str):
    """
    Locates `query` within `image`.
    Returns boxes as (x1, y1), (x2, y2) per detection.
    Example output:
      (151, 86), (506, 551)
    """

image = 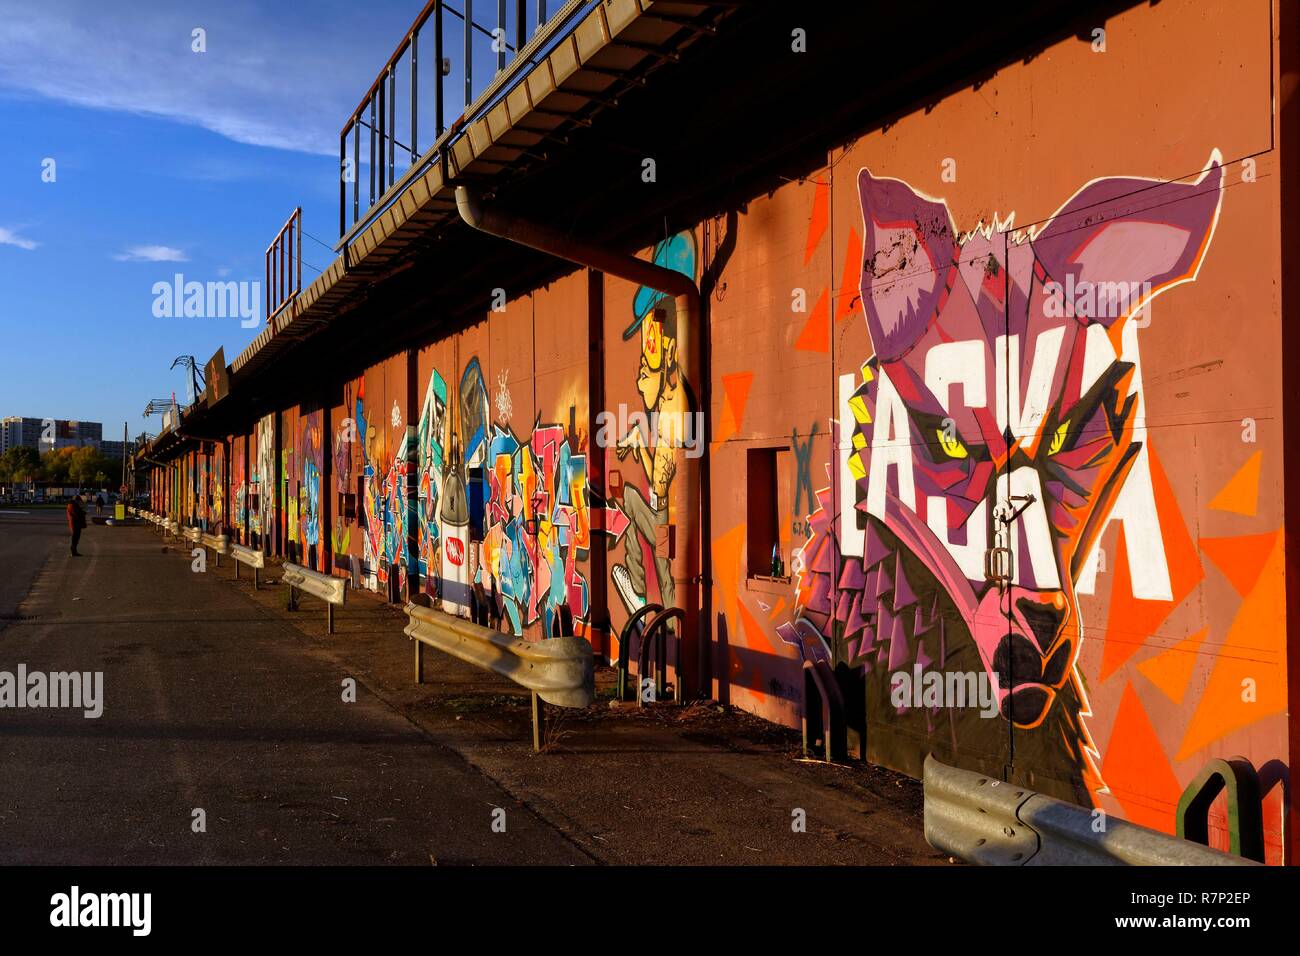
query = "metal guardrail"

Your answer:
(199, 532), (229, 567)
(281, 561), (347, 633)
(404, 599), (594, 750)
(199, 532), (228, 553)
(228, 542), (265, 589)
(923, 754), (1262, 866)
